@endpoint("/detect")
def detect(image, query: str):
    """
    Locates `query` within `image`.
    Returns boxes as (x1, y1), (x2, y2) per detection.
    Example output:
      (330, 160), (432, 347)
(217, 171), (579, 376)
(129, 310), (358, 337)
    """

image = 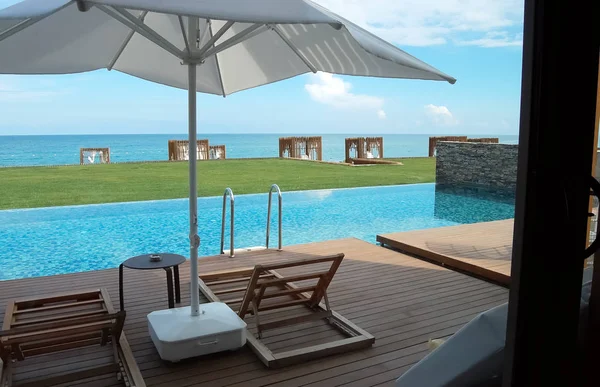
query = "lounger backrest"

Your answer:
(238, 253), (344, 318)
